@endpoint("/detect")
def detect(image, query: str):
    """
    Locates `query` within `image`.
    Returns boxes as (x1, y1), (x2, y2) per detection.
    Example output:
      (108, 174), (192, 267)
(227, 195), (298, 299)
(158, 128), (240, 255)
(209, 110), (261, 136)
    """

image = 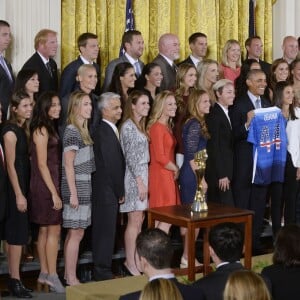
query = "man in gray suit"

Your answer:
(152, 33), (180, 91)
(102, 30), (144, 91)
